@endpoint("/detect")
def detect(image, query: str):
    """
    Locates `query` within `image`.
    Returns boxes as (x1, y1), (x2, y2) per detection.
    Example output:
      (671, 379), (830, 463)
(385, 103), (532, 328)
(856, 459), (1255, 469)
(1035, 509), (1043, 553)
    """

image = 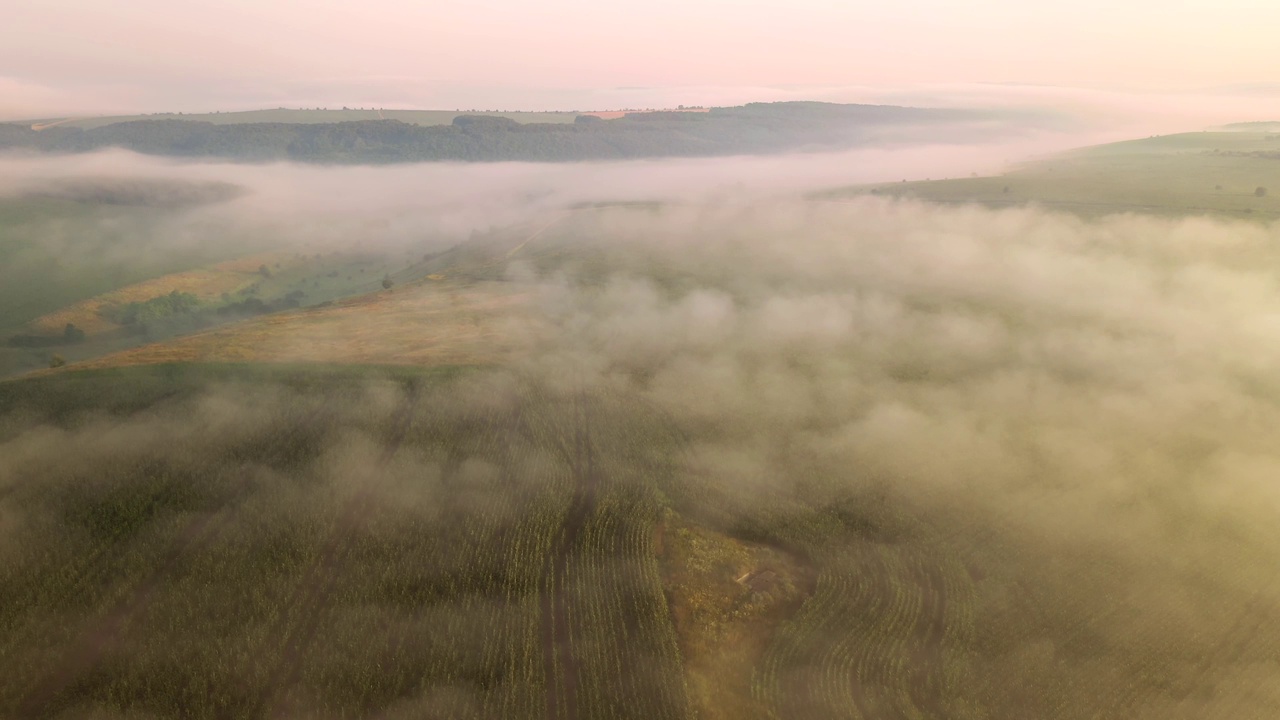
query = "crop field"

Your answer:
(9, 363), (1277, 719)
(0, 366), (696, 719)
